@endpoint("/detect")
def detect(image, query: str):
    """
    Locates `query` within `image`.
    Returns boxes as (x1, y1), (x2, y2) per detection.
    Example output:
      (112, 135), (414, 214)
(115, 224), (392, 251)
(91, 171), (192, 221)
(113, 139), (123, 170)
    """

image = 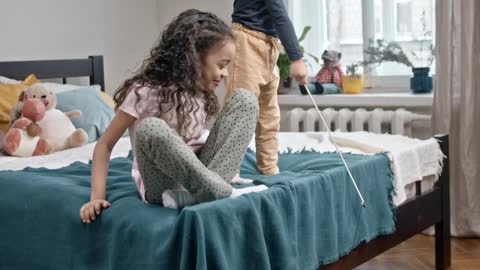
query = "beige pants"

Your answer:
(225, 23), (281, 175)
